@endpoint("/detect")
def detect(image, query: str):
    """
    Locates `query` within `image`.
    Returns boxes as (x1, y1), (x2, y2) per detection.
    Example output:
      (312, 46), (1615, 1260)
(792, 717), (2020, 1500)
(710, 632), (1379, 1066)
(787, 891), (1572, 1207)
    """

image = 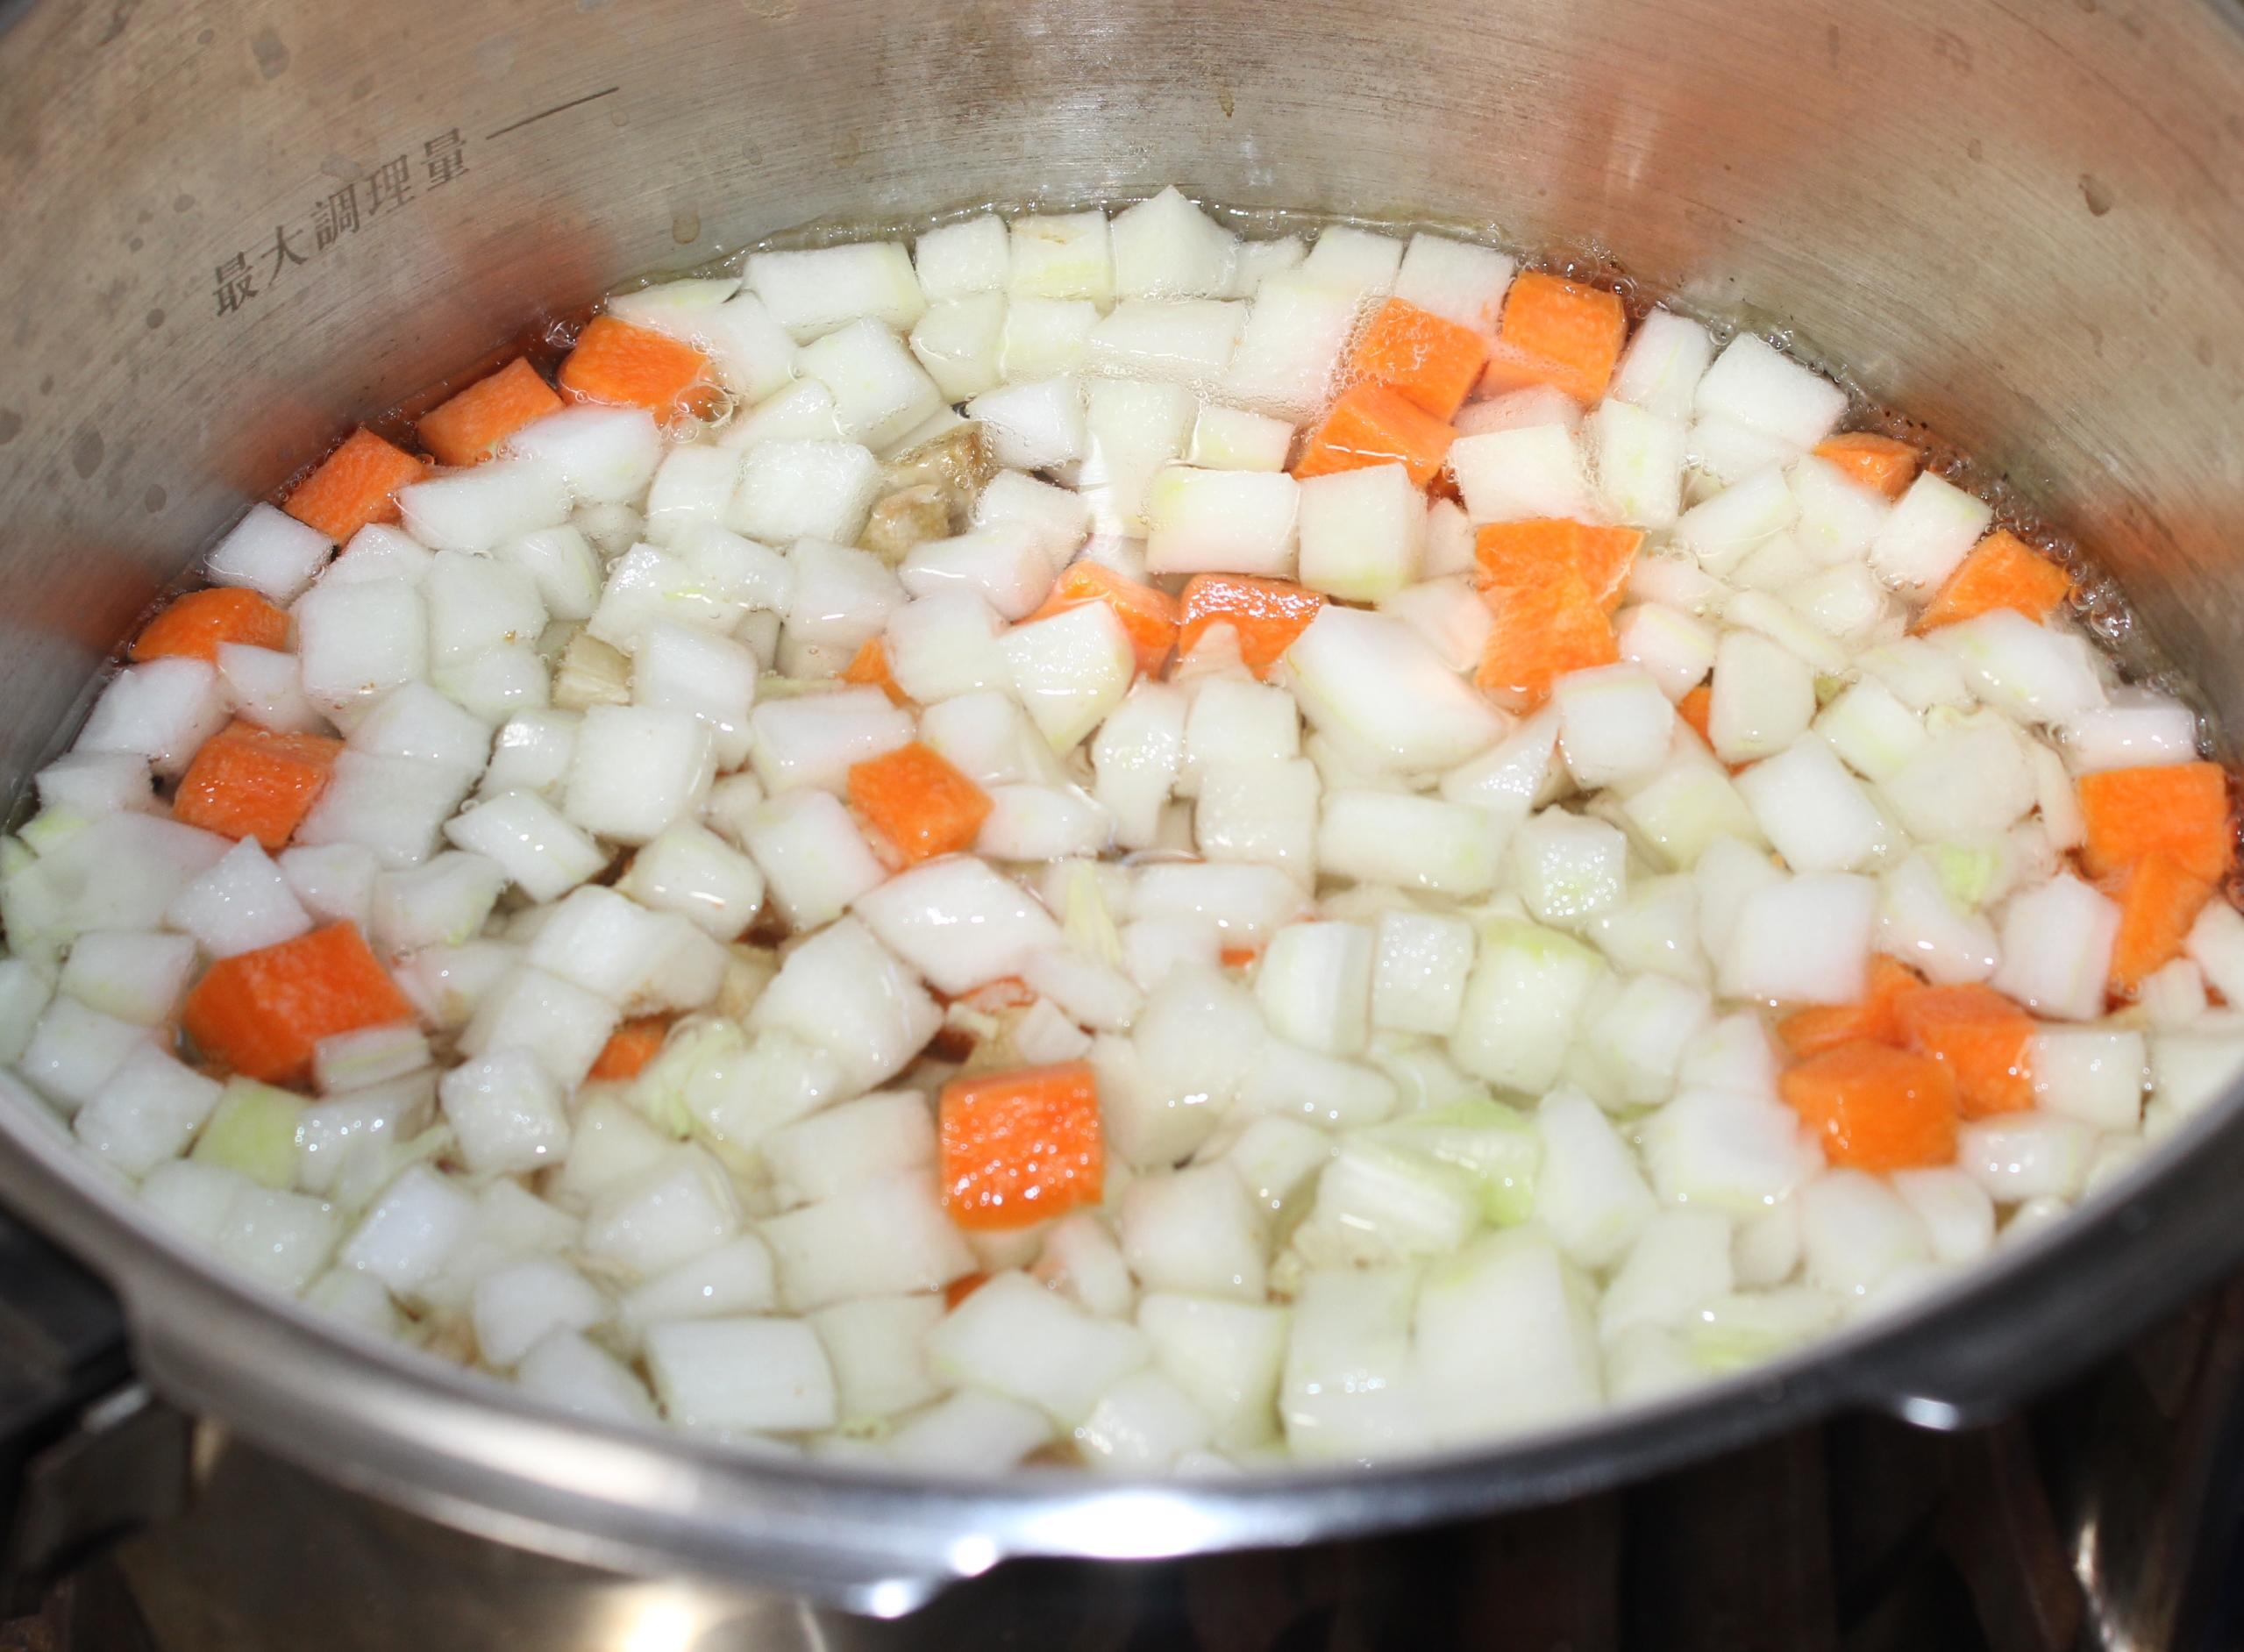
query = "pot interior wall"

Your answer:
(4, 0), (2243, 791)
